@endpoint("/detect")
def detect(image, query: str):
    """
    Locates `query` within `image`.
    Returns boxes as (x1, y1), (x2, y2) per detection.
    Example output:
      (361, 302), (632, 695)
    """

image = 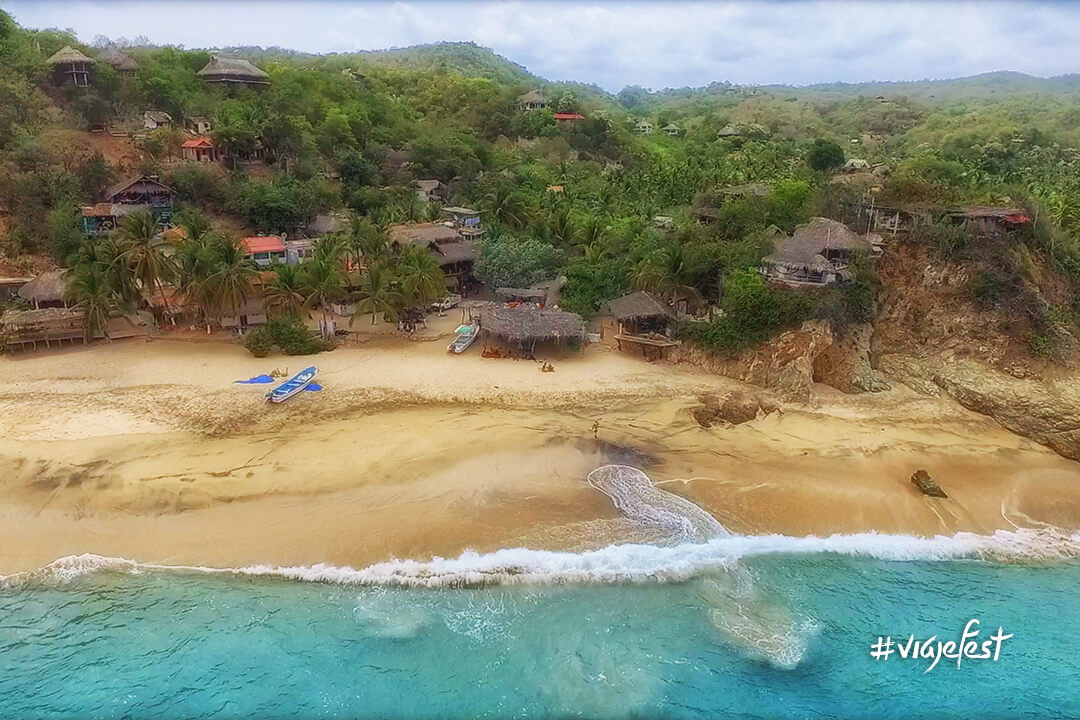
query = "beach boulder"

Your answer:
(693, 391), (779, 428)
(910, 469), (947, 498)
